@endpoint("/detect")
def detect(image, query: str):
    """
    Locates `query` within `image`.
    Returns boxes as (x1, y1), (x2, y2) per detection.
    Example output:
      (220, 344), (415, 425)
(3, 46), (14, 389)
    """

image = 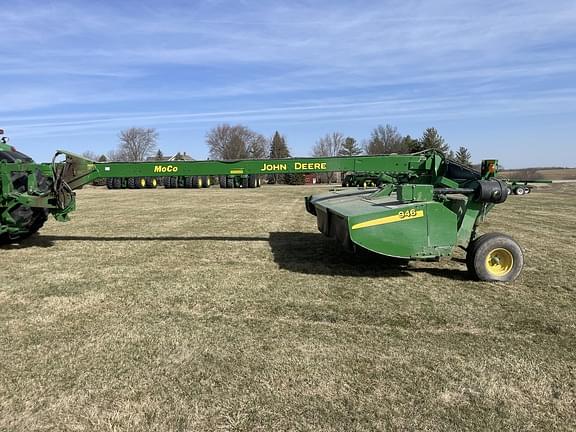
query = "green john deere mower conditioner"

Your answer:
(0, 130), (522, 282)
